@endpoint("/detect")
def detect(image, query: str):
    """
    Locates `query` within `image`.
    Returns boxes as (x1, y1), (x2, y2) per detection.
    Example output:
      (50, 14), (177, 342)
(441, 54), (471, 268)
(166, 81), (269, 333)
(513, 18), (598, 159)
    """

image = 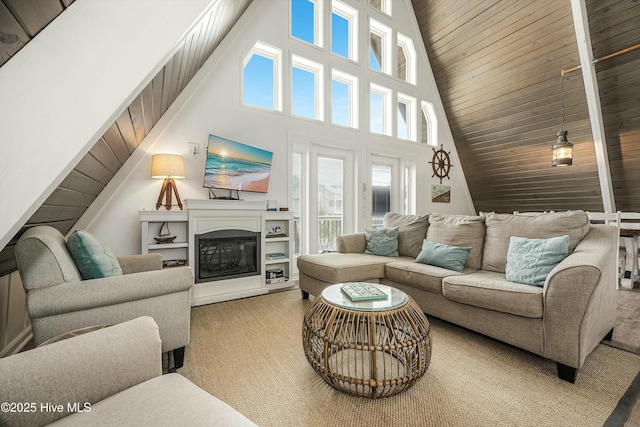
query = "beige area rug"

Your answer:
(180, 290), (640, 427)
(605, 285), (640, 355)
